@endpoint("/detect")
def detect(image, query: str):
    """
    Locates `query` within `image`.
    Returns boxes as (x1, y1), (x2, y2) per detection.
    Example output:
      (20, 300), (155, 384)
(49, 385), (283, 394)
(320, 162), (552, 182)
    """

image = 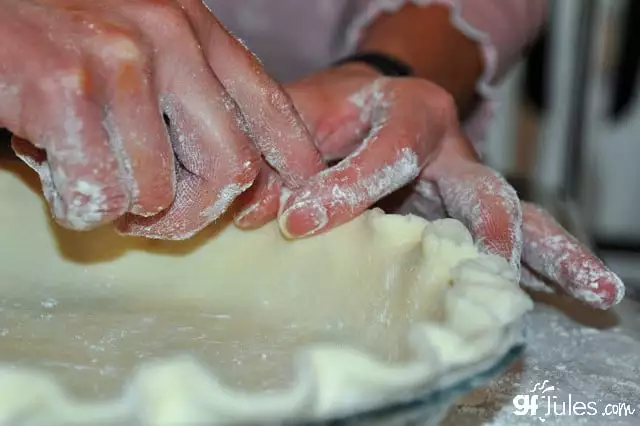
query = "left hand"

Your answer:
(233, 63), (624, 310)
